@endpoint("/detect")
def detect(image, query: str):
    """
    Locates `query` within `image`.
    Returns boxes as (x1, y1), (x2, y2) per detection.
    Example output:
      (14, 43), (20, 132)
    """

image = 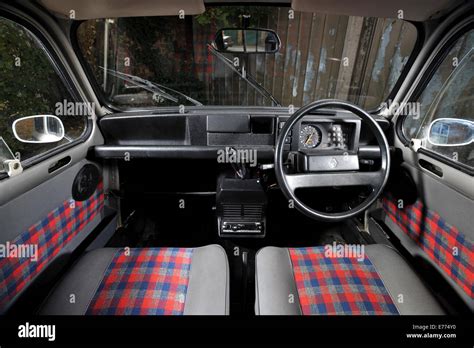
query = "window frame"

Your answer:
(0, 10), (93, 180)
(397, 20), (474, 175)
(70, 11), (423, 116)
